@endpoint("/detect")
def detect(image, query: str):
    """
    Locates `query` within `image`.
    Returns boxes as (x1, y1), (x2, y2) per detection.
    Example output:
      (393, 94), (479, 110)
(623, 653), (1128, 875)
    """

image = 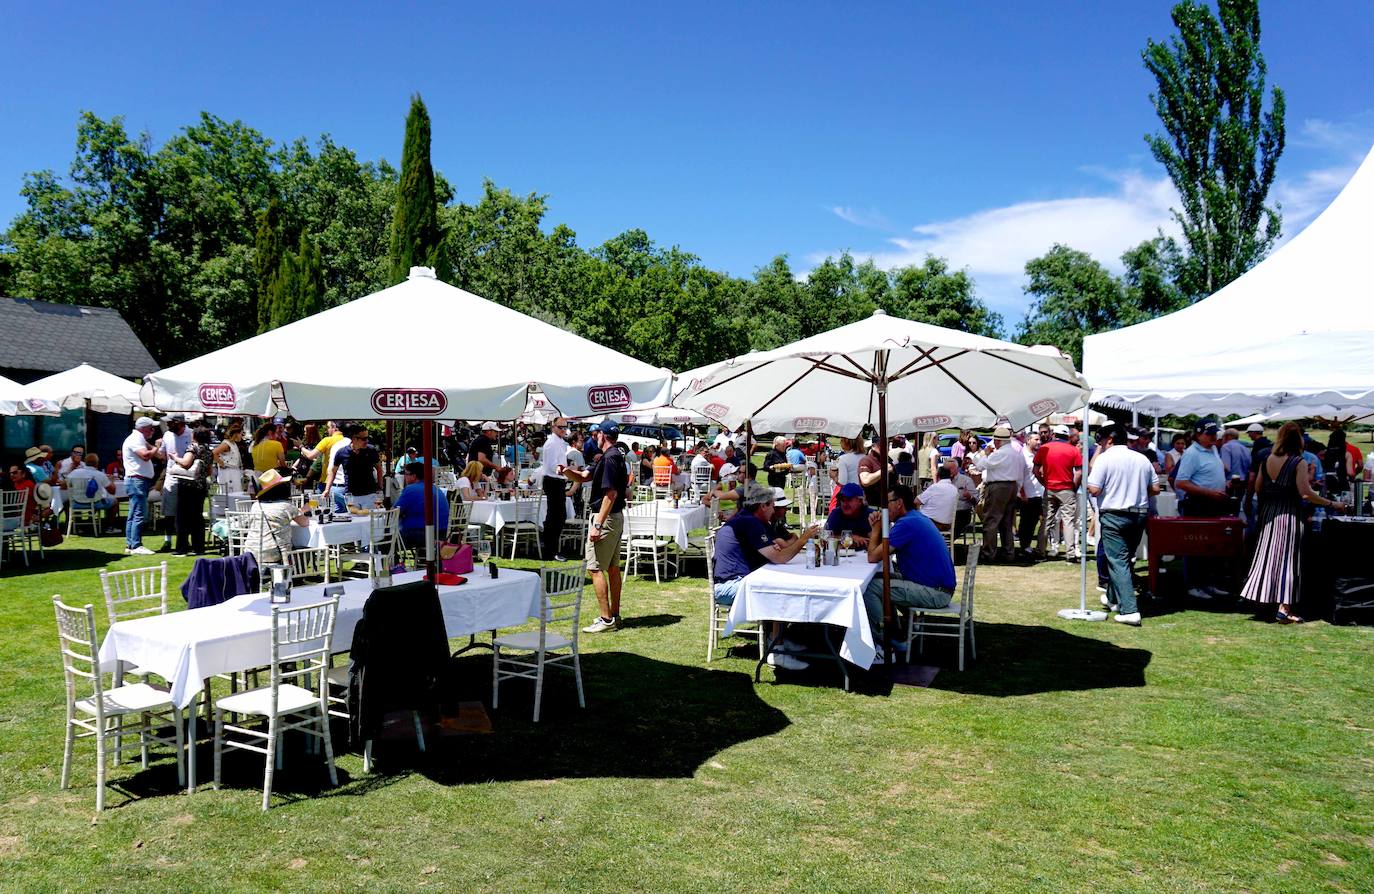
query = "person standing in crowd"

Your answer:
(949, 430), (970, 464)
(1241, 422), (1346, 623)
(323, 424), (383, 510)
(1174, 419), (1231, 600)
(565, 431), (587, 514)
(213, 423), (247, 496)
(1034, 424), (1082, 560)
(858, 441), (889, 507)
(249, 421), (284, 473)
(1087, 424), (1159, 626)
(562, 421), (629, 633)
(765, 436), (791, 488)
(1219, 427), (1252, 492)
(786, 438), (806, 468)
(169, 428), (212, 556)
(1163, 433), (1188, 478)
(863, 483), (956, 664)
(121, 417), (164, 555)
(302, 420), (344, 484)
(919, 433), (940, 491)
(538, 417), (571, 561)
(950, 459), (978, 538)
(395, 461), (449, 553)
(1019, 433), (1045, 558)
(977, 425), (1027, 563)
(468, 422), (499, 473)
(831, 438), (864, 511)
(157, 414), (192, 552)
(1321, 429), (1355, 496)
